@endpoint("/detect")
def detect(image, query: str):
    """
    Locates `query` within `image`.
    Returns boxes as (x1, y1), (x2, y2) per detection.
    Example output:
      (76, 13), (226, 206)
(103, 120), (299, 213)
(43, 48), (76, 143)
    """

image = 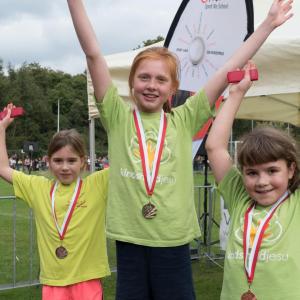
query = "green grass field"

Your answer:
(0, 172), (224, 299)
